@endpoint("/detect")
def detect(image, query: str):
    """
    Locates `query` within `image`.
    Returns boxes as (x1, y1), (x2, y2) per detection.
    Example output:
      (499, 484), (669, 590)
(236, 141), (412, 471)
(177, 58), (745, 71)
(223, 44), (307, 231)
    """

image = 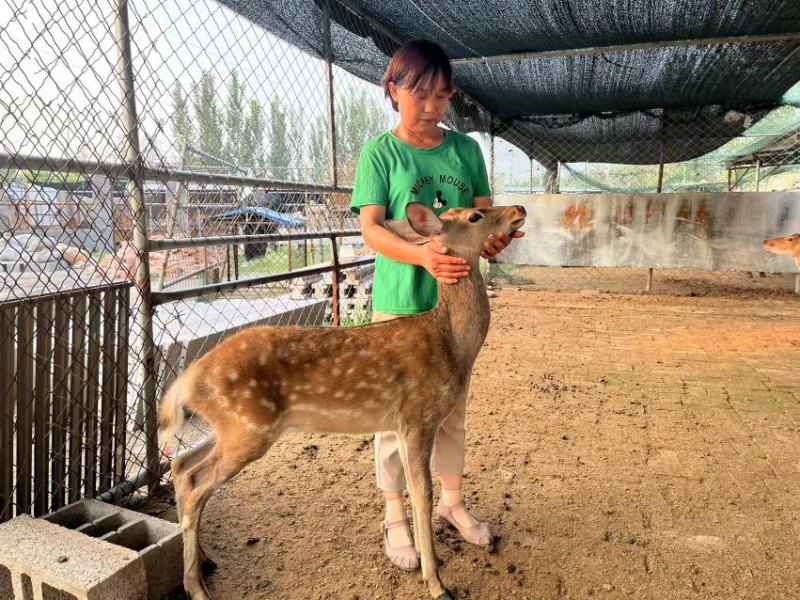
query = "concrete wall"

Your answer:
(495, 192), (800, 272)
